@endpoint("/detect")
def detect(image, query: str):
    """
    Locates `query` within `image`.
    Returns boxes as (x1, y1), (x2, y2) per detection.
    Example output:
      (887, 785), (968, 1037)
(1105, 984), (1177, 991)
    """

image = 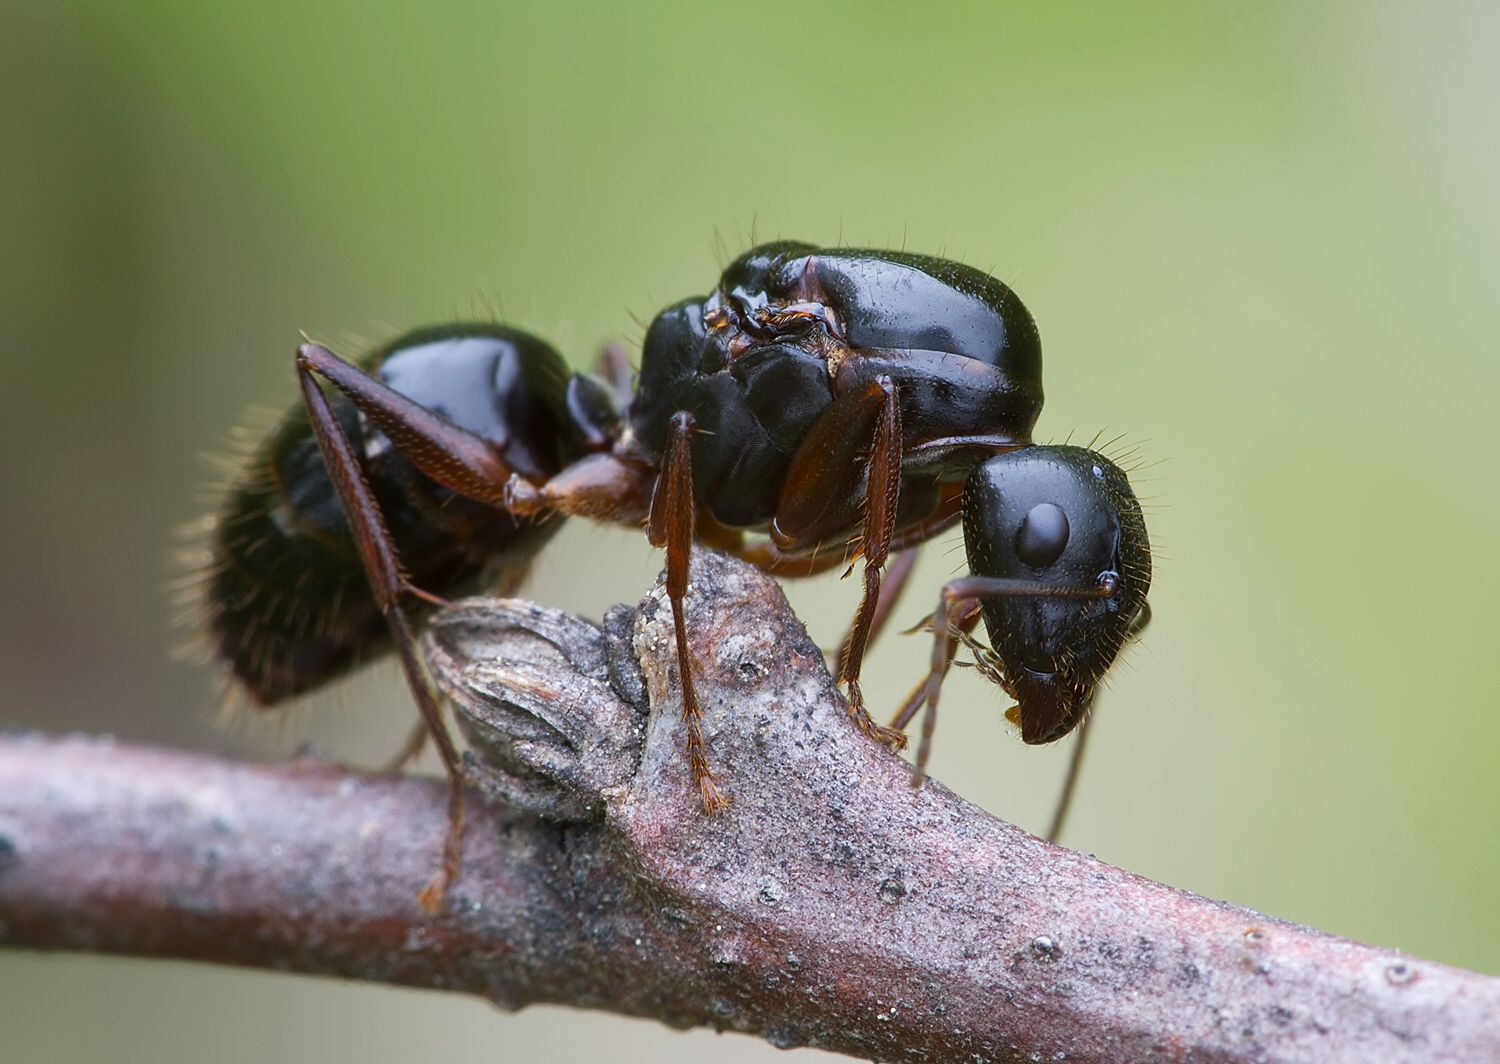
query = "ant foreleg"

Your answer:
(907, 586), (989, 786)
(888, 599), (980, 734)
(646, 412), (728, 813)
(295, 357), (467, 914)
(905, 573), (1119, 804)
